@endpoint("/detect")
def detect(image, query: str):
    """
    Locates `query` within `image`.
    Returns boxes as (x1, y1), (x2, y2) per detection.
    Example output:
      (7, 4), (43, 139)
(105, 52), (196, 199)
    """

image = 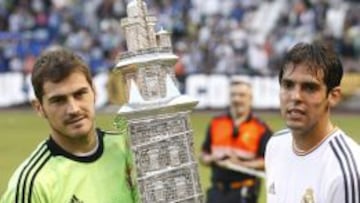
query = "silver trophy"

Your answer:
(113, 0), (204, 202)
